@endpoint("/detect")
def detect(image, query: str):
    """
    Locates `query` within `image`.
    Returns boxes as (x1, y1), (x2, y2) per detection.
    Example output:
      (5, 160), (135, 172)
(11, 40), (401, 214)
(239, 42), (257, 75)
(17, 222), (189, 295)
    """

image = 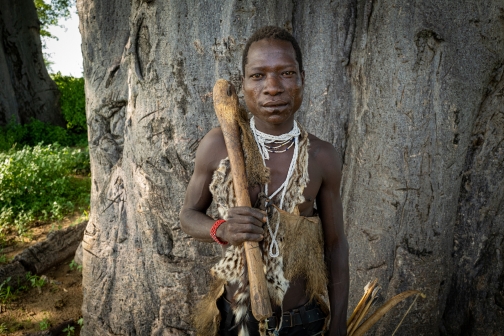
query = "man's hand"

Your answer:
(217, 207), (266, 245)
